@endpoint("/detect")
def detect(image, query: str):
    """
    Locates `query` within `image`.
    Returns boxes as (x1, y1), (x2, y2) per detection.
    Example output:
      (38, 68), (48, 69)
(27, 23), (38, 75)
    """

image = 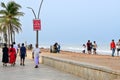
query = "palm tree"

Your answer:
(0, 1), (24, 46)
